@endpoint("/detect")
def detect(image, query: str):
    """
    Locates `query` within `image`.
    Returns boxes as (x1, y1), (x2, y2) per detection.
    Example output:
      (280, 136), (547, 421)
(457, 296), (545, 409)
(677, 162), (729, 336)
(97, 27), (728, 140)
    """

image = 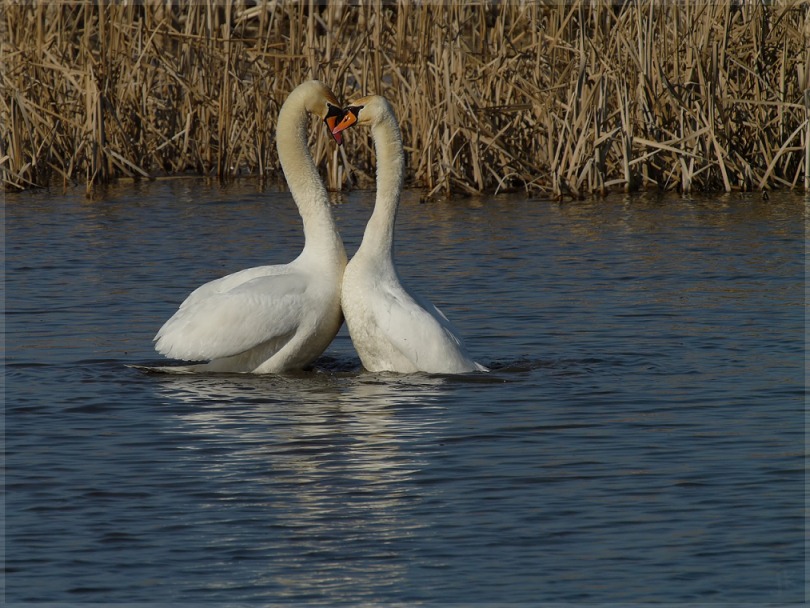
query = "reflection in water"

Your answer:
(153, 371), (447, 599)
